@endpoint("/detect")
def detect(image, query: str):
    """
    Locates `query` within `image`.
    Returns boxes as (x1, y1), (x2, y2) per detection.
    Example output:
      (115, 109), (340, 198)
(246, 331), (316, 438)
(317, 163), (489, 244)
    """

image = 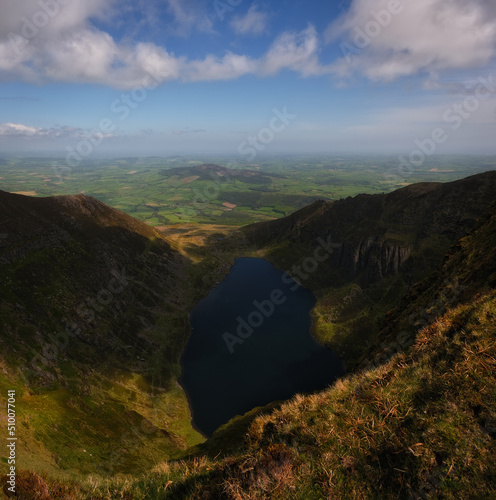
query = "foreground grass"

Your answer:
(15, 292), (494, 499)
